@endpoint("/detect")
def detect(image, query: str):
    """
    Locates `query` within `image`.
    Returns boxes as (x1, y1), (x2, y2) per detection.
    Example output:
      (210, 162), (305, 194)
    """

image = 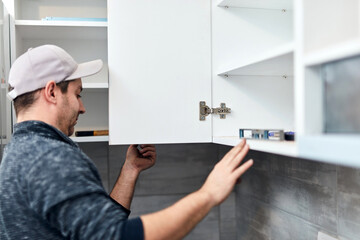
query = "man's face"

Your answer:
(57, 78), (86, 136)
